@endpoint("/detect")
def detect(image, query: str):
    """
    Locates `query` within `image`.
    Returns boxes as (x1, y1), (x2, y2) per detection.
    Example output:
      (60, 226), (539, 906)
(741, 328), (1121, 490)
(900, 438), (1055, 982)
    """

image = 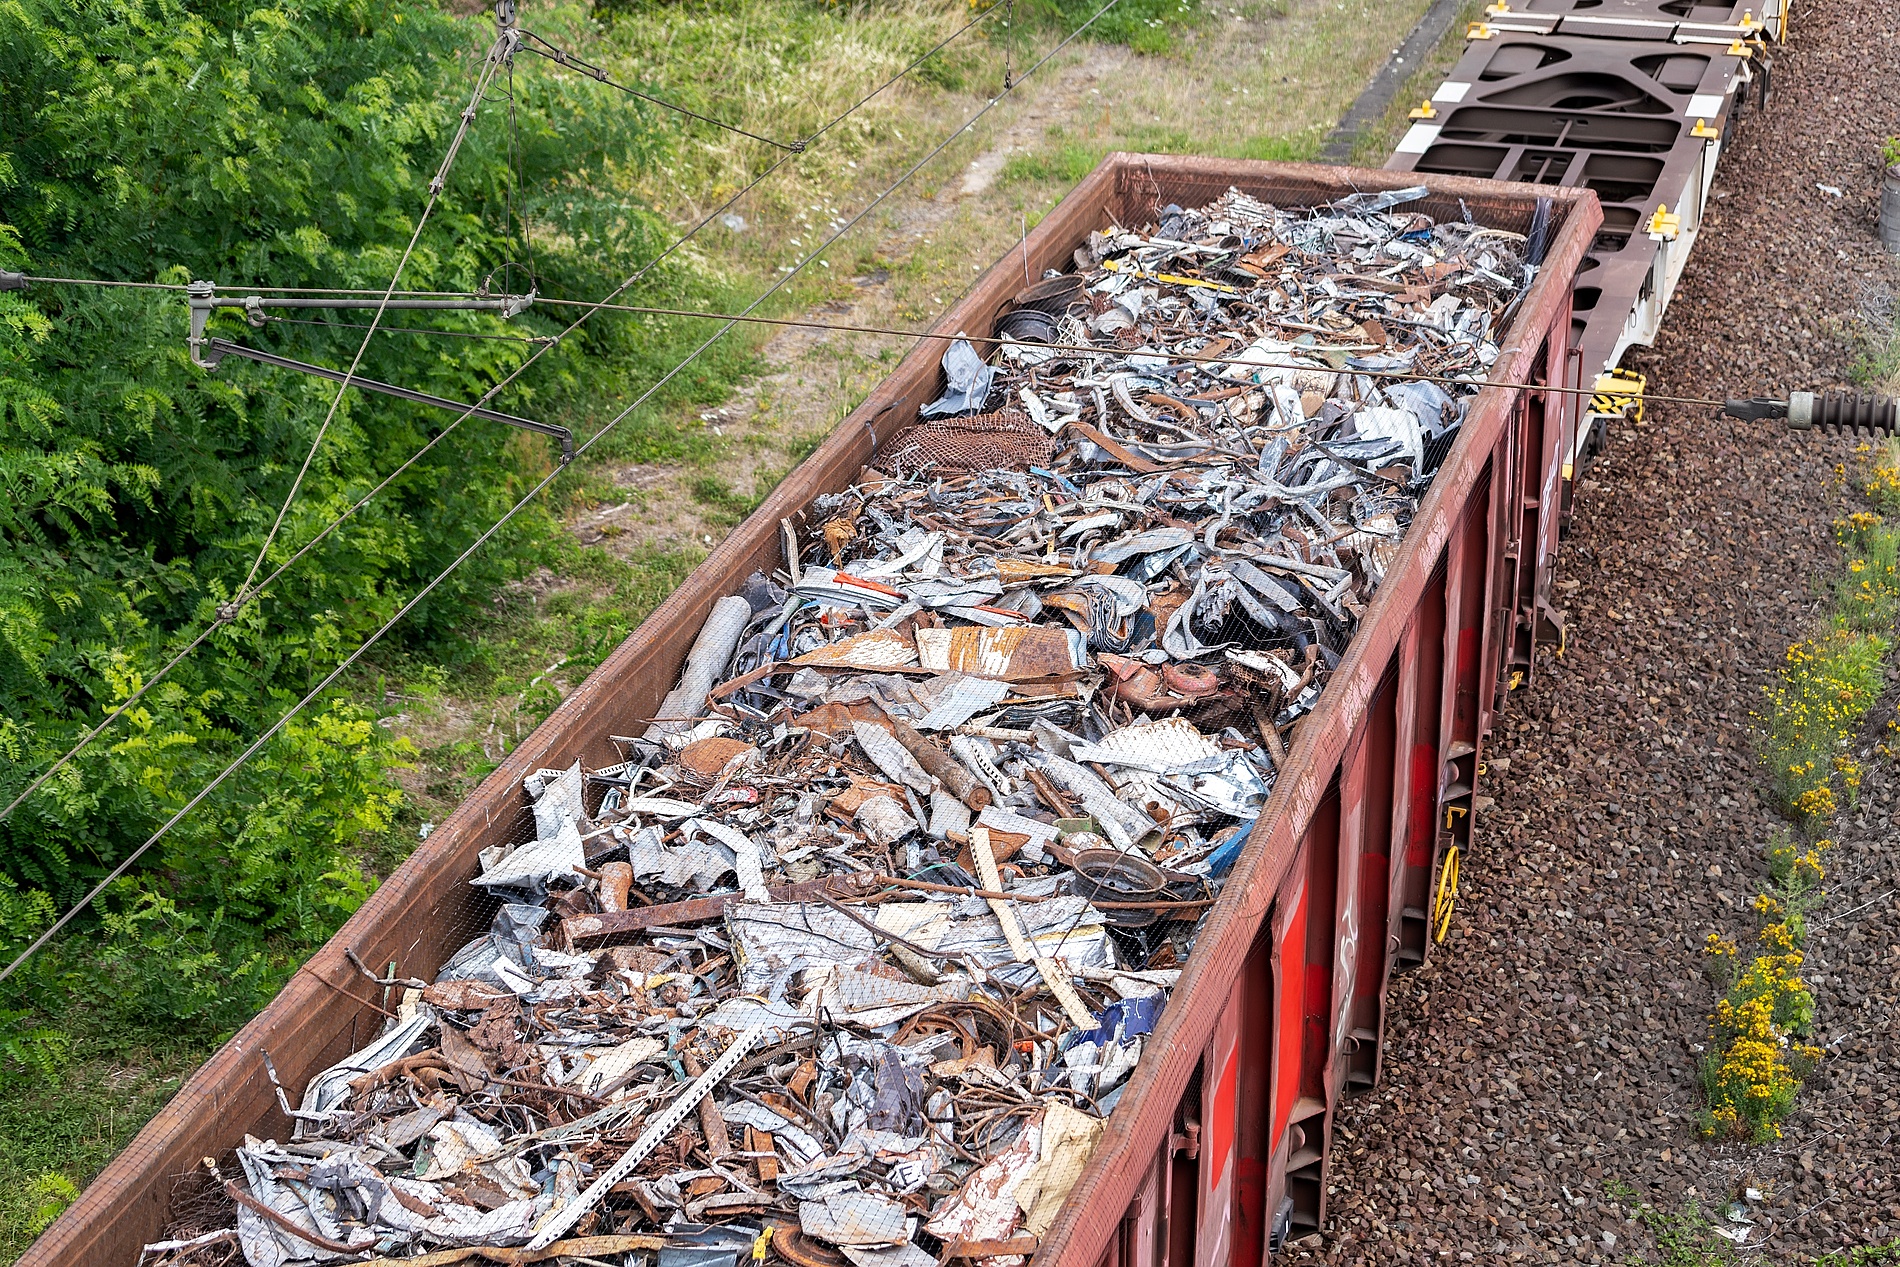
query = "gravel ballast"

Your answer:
(1303, 1), (1900, 1261)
